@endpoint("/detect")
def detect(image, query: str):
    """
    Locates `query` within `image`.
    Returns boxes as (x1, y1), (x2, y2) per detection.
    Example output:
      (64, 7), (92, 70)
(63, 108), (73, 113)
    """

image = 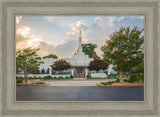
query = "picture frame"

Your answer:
(0, 0), (159, 117)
